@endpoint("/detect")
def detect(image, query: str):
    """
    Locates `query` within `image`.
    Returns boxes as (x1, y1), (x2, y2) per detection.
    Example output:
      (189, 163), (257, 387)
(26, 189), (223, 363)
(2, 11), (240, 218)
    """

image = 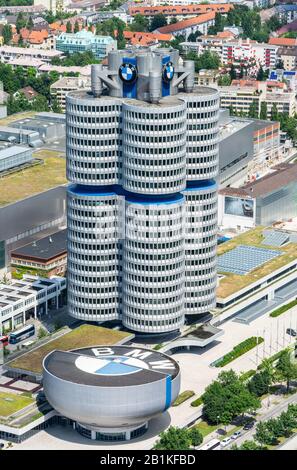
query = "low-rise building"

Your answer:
(154, 12), (216, 39)
(128, 3), (233, 21)
(0, 45), (63, 64)
(195, 69), (219, 87)
(11, 229), (67, 279)
(50, 76), (91, 111)
(0, 146), (32, 174)
(277, 46), (297, 71)
(218, 162), (297, 231)
(0, 275), (66, 333)
(123, 31), (173, 47)
(56, 30), (117, 59)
